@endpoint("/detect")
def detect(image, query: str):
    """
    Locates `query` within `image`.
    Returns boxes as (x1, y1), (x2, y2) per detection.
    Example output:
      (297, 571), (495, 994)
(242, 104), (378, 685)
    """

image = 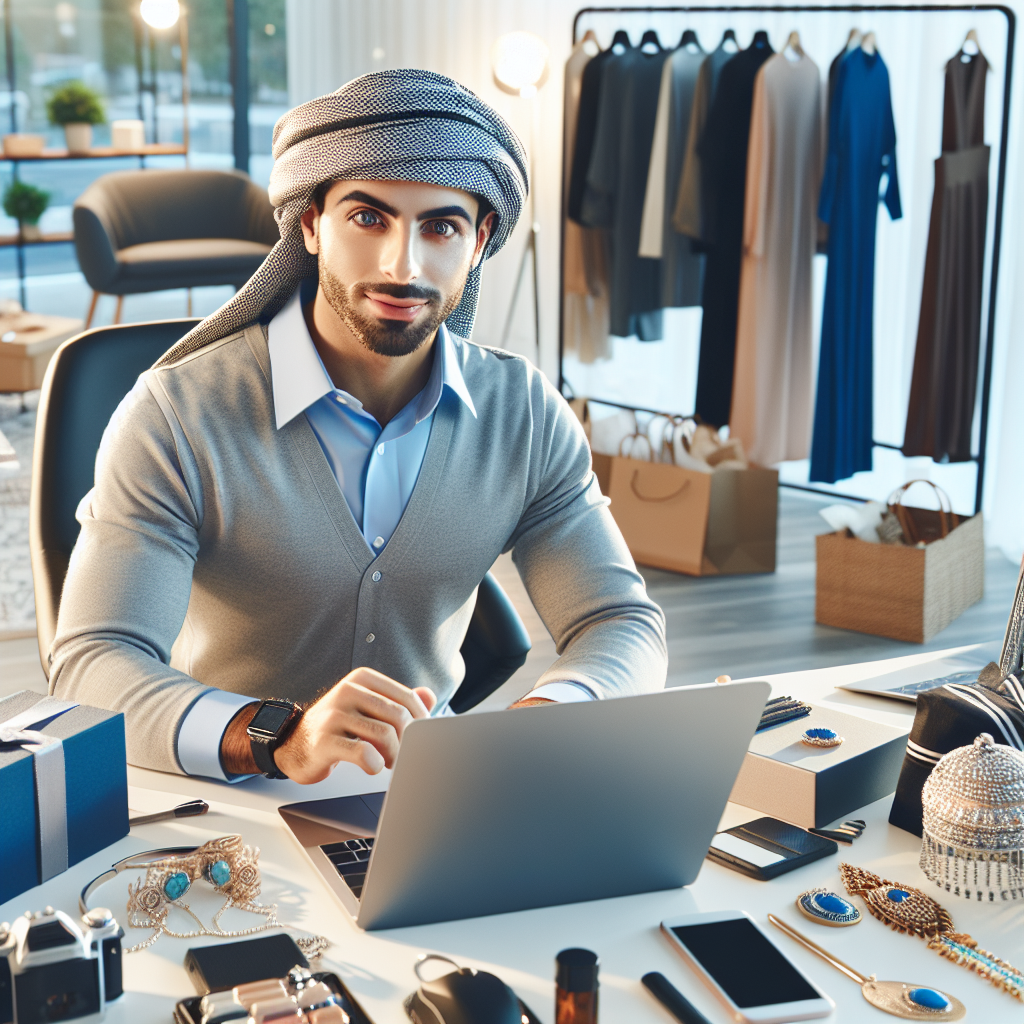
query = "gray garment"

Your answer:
(580, 47), (669, 341)
(48, 325), (667, 775)
(673, 44), (736, 244)
(661, 46), (706, 307)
